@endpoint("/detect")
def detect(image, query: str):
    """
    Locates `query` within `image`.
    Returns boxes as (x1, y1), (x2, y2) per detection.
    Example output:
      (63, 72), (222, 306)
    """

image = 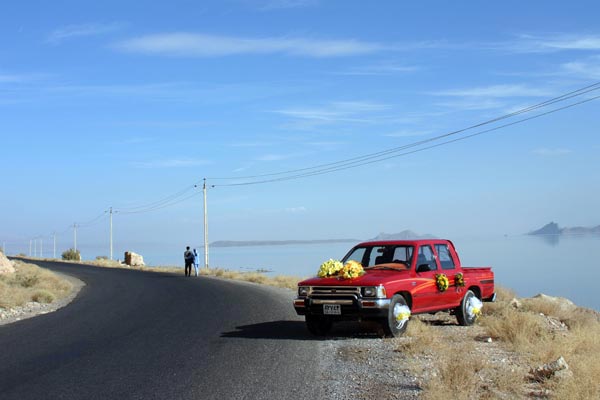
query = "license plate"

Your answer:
(323, 304), (341, 315)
